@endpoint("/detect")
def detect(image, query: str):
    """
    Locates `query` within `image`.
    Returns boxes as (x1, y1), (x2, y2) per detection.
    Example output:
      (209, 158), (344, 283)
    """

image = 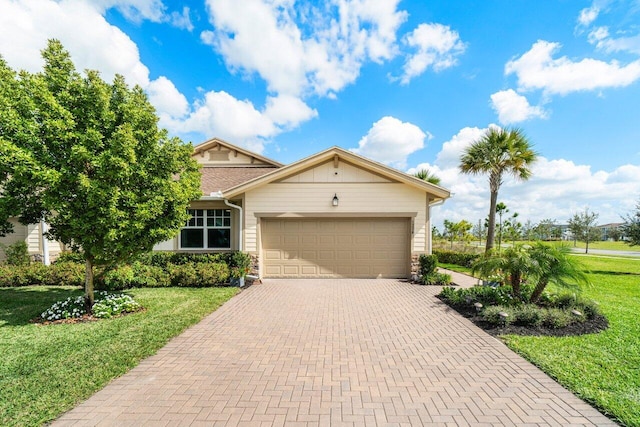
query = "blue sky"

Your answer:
(1, 0), (639, 229)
